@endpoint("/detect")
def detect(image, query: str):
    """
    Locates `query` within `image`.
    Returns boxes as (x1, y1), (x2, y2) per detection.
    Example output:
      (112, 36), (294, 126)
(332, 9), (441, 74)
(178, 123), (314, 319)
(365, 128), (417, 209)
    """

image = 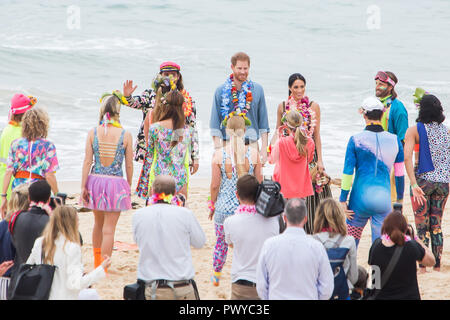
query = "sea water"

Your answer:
(0, 0), (449, 182)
